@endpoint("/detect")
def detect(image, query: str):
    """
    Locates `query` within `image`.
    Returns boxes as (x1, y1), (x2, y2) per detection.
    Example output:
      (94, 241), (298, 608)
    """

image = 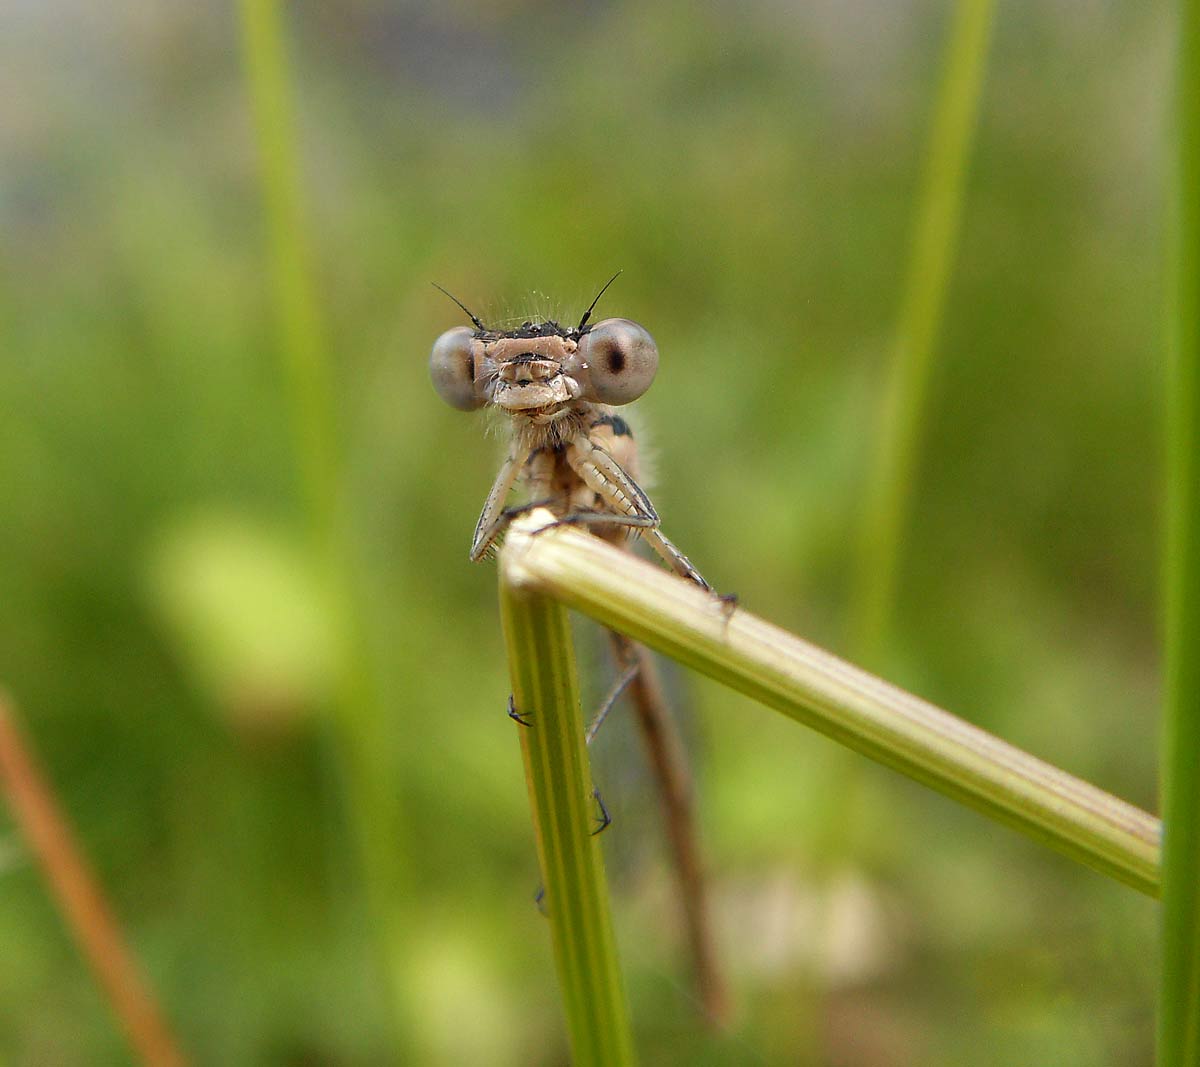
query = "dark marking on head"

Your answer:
(475, 320), (578, 342)
(607, 350), (626, 374)
(592, 414), (633, 437)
